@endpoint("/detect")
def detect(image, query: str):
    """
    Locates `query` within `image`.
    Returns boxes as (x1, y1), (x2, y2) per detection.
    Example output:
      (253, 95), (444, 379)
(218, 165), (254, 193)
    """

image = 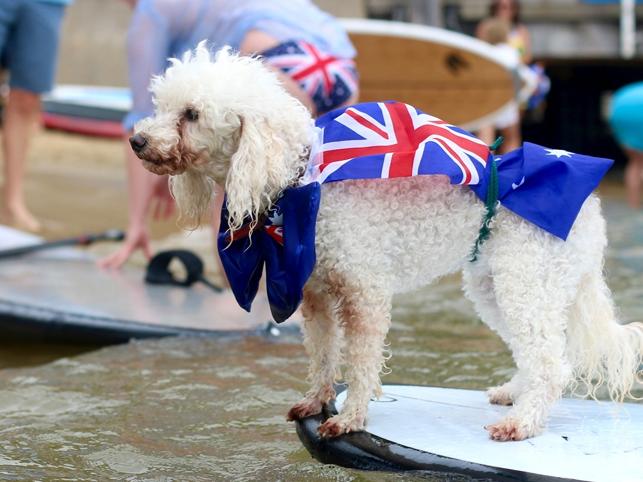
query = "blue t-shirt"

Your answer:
(36, 0), (73, 4)
(124, 0), (355, 130)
